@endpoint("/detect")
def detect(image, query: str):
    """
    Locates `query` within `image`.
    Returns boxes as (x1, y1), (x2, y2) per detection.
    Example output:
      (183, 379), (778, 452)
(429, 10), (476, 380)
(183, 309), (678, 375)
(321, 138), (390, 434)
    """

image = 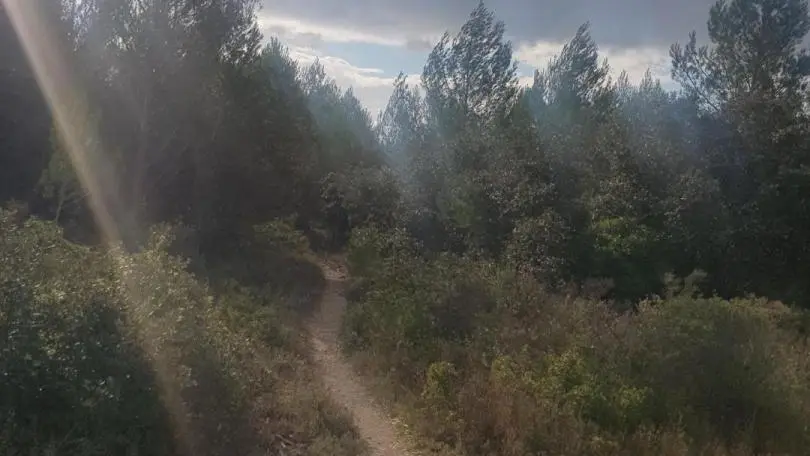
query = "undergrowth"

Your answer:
(0, 209), (367, 456)
(343, 225), (810, 456)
